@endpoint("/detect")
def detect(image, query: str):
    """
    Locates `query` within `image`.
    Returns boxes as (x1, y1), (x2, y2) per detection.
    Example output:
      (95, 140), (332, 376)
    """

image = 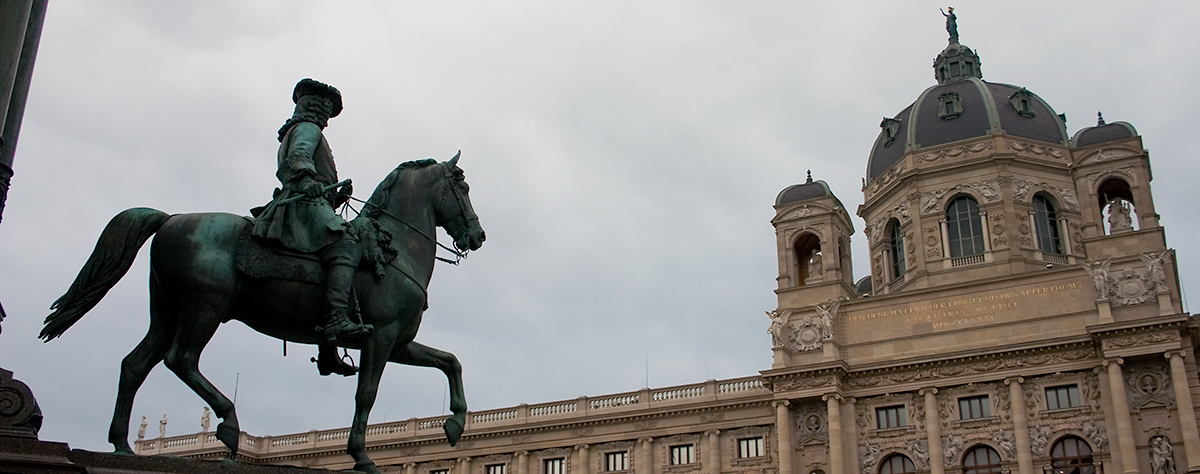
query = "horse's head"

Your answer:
(436, 153), (486, 252)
